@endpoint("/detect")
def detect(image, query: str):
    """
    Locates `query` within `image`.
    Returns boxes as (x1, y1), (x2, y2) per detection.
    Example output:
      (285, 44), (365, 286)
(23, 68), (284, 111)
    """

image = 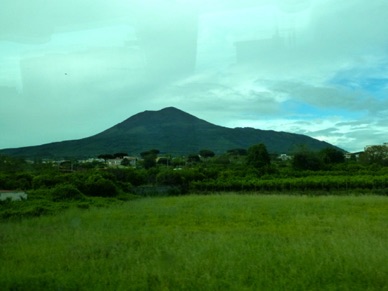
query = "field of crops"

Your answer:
(1, 194), (387, 290)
